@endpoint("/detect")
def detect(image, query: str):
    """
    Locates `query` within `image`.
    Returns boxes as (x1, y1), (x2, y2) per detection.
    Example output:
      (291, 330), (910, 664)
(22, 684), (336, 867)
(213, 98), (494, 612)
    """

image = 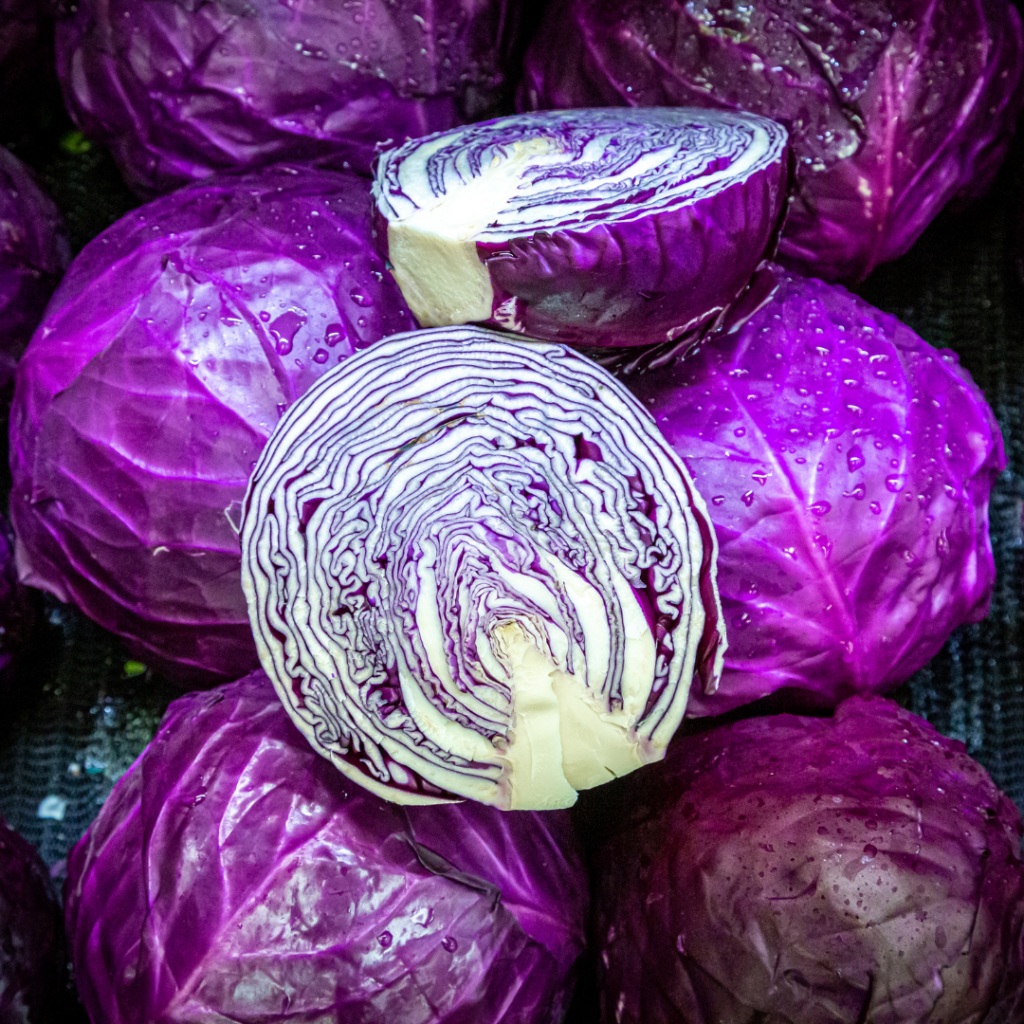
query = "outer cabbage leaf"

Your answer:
(0, 147), (71, 388)
(623, 266), (1003, 715)
(241, 327), (725, 809)
(0, 816), (70, 1024)
(9, 163), (413, 683)
(519, 0), (1024, 282)
(594, 696), (1024, 1024)
(373, 108), (788, 347)
(65, 670), (588, 1024)
(55, 0), (526, 196)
